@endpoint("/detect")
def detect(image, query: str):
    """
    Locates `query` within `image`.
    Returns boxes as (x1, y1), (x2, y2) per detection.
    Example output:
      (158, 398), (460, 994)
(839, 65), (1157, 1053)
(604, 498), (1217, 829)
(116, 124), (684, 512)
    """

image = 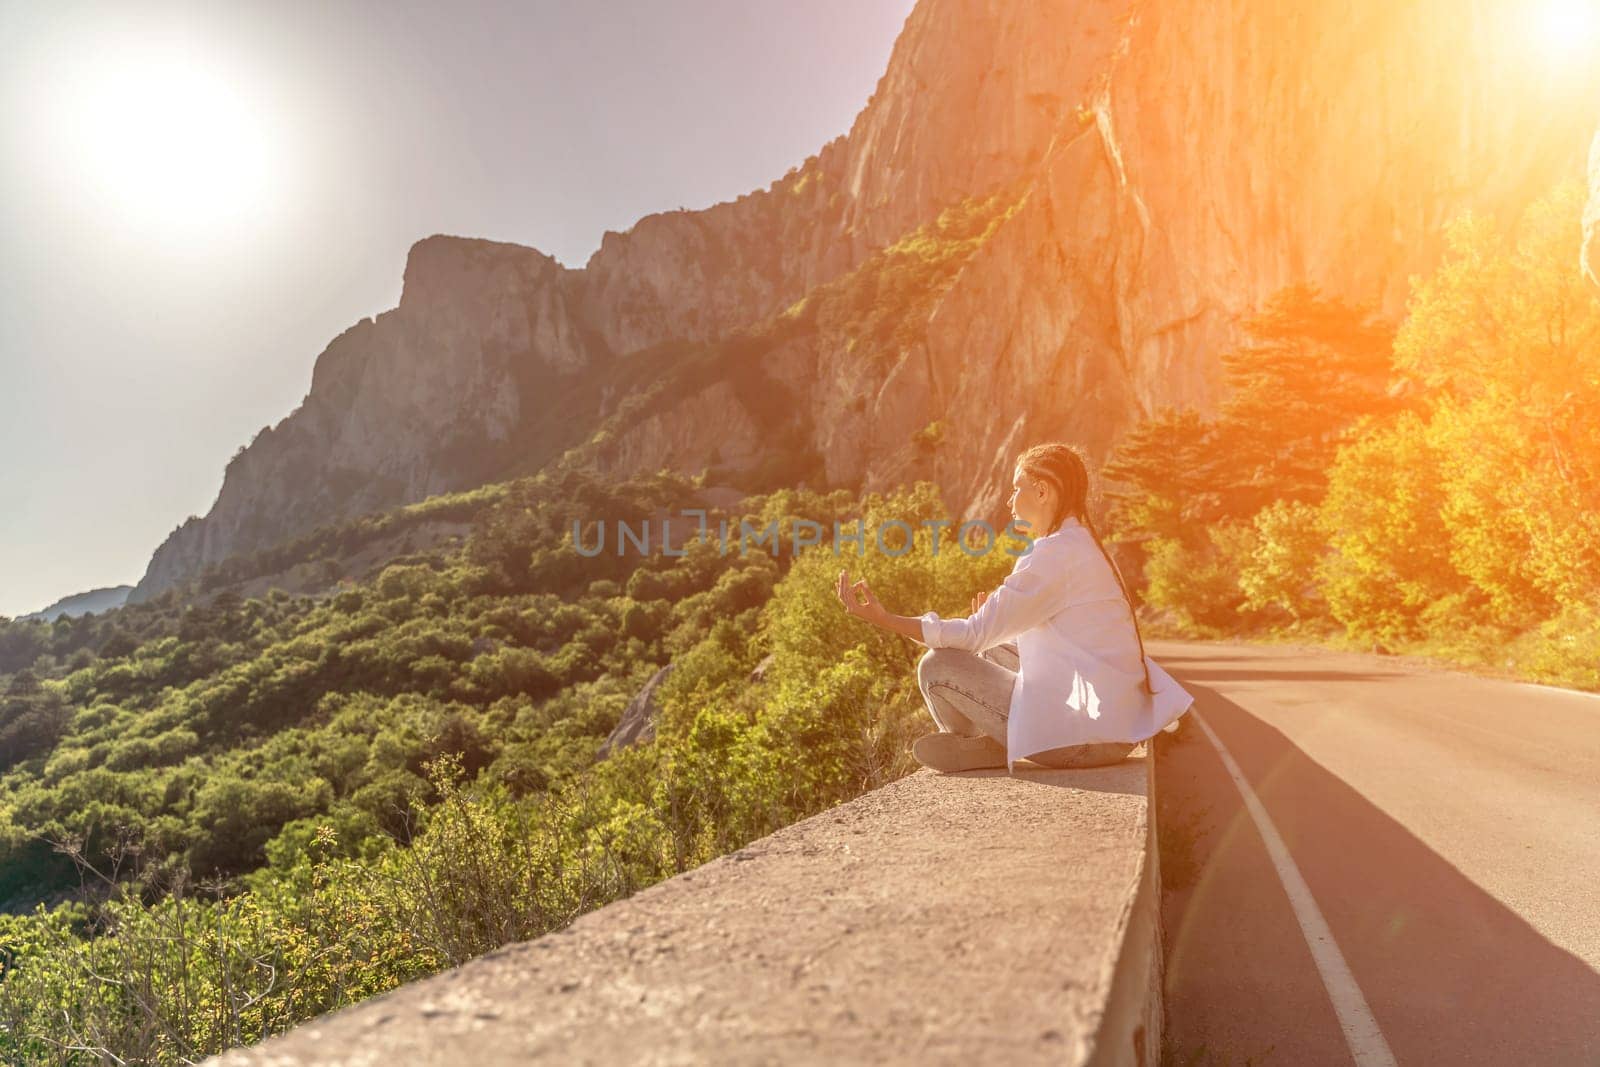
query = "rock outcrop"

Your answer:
(596, 664), (674, 759)
(132, 0), (1600, 601)
(133, 237), (593, 601)
(797, 0), (1600, 528)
